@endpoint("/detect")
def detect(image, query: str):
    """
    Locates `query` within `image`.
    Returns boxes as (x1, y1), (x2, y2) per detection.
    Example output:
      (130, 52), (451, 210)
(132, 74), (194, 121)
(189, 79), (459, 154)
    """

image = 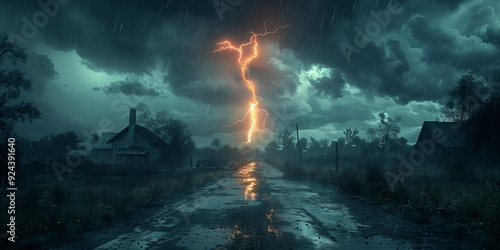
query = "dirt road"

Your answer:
(61, 162), (473, 249)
